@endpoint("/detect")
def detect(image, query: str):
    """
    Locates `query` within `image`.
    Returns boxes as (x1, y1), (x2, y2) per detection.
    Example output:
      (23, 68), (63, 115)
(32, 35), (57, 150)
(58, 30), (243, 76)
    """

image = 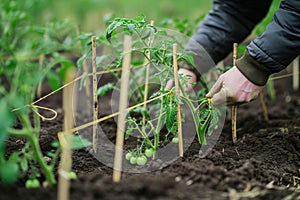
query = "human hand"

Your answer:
(165, 68), (197, 92)
(206, 66), (262, 106)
